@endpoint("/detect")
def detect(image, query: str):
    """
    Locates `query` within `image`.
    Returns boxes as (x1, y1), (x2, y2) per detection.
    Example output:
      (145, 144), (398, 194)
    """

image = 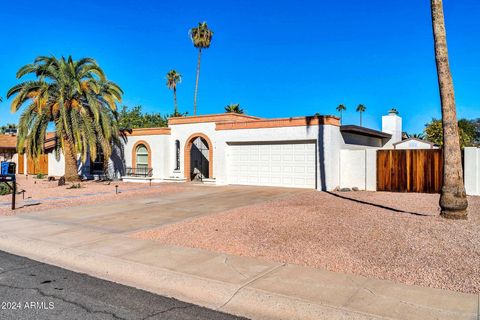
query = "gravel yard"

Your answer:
(0, 175), (185, 215)
(133, 191), (480, 294)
